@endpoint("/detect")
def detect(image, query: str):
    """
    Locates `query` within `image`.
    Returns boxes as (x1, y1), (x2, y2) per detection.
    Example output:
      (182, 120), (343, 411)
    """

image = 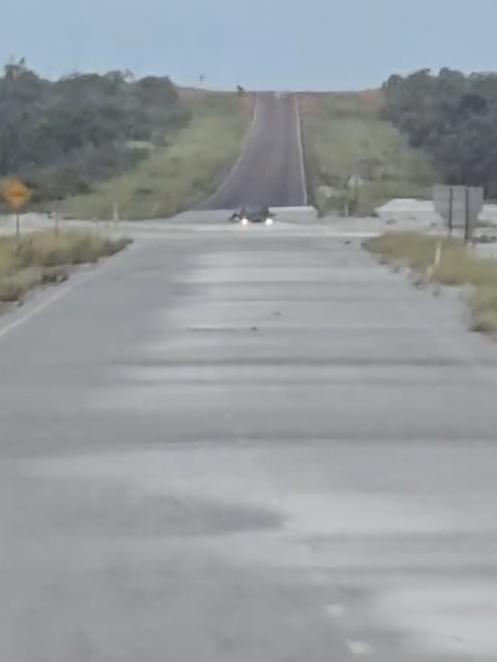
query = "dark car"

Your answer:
(229, 205), (274, 225)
